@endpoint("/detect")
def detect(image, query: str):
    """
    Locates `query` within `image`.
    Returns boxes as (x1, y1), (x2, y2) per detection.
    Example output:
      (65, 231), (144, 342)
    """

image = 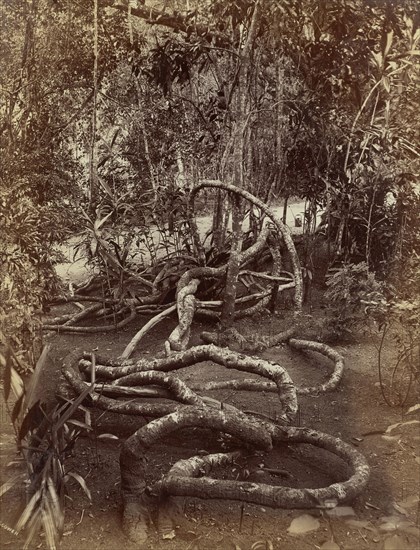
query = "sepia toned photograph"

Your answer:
(1, 1), (419, 549)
